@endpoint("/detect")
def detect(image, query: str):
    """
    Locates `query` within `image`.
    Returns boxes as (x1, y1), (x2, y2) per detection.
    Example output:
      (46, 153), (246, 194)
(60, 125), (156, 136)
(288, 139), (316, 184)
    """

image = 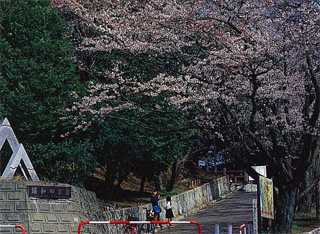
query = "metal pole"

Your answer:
(247, 222), (251, 234)
(214, 224), (219, 234)
(317, 182), (320, 221)
(253, 199), (258, 234)
(0, 225), (26, 234)
(257, 177), (261, 233)
(189, 221), (201, 234)
(228, 224), (232, 234)
(239, 224), (246, 234)
(15, 226), (26, 234)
